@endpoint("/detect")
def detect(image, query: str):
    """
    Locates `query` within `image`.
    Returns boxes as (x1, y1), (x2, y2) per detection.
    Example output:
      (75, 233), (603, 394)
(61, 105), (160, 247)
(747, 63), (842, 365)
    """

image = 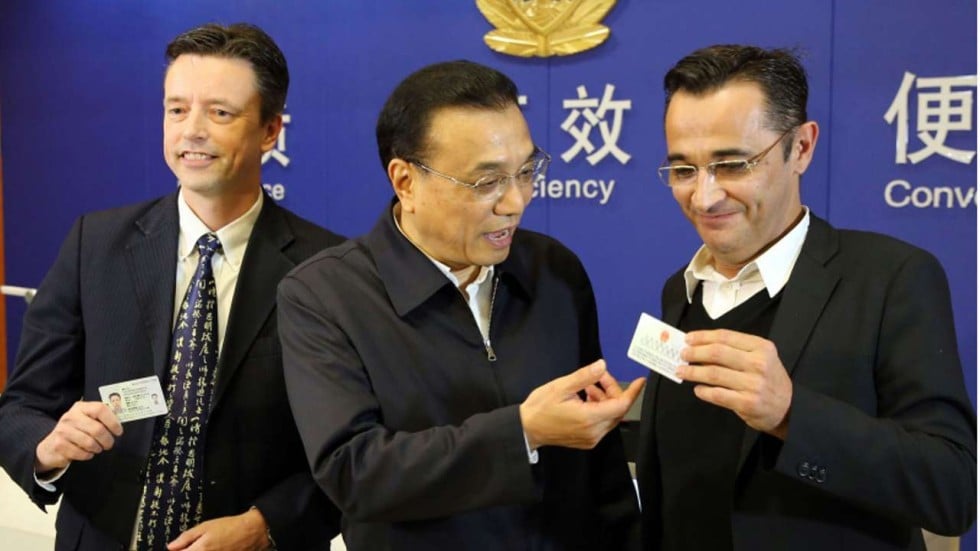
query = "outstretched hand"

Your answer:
(520, 359), (645, 450)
